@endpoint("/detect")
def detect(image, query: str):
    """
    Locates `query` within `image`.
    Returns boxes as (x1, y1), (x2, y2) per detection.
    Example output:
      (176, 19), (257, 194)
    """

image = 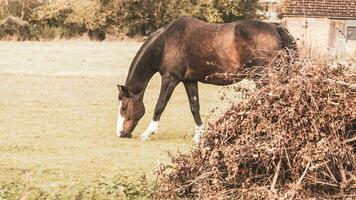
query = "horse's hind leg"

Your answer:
(183, 81), (203, 144)
(140, 75), (179, 141)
